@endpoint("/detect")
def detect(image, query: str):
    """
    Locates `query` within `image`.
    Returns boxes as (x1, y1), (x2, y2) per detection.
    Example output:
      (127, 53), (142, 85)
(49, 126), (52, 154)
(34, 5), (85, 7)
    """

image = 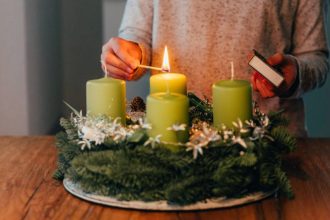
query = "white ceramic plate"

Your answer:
(63, 178), (275, 211)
